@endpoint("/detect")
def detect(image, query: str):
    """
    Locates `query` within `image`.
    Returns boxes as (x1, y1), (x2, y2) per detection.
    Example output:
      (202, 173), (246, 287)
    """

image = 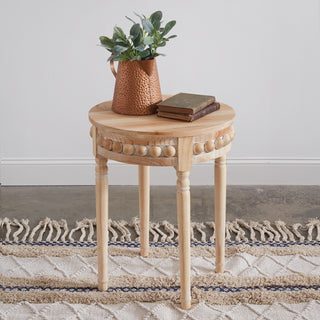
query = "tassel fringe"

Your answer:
(1, 217), (320, 243)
